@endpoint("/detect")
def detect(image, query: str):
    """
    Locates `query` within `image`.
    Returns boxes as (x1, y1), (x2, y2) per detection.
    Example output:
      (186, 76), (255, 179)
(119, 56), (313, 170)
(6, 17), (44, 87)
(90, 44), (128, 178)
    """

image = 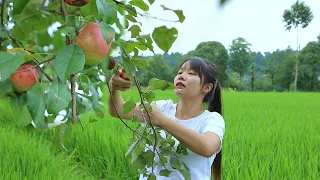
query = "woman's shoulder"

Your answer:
(201, 111), (225, 126)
